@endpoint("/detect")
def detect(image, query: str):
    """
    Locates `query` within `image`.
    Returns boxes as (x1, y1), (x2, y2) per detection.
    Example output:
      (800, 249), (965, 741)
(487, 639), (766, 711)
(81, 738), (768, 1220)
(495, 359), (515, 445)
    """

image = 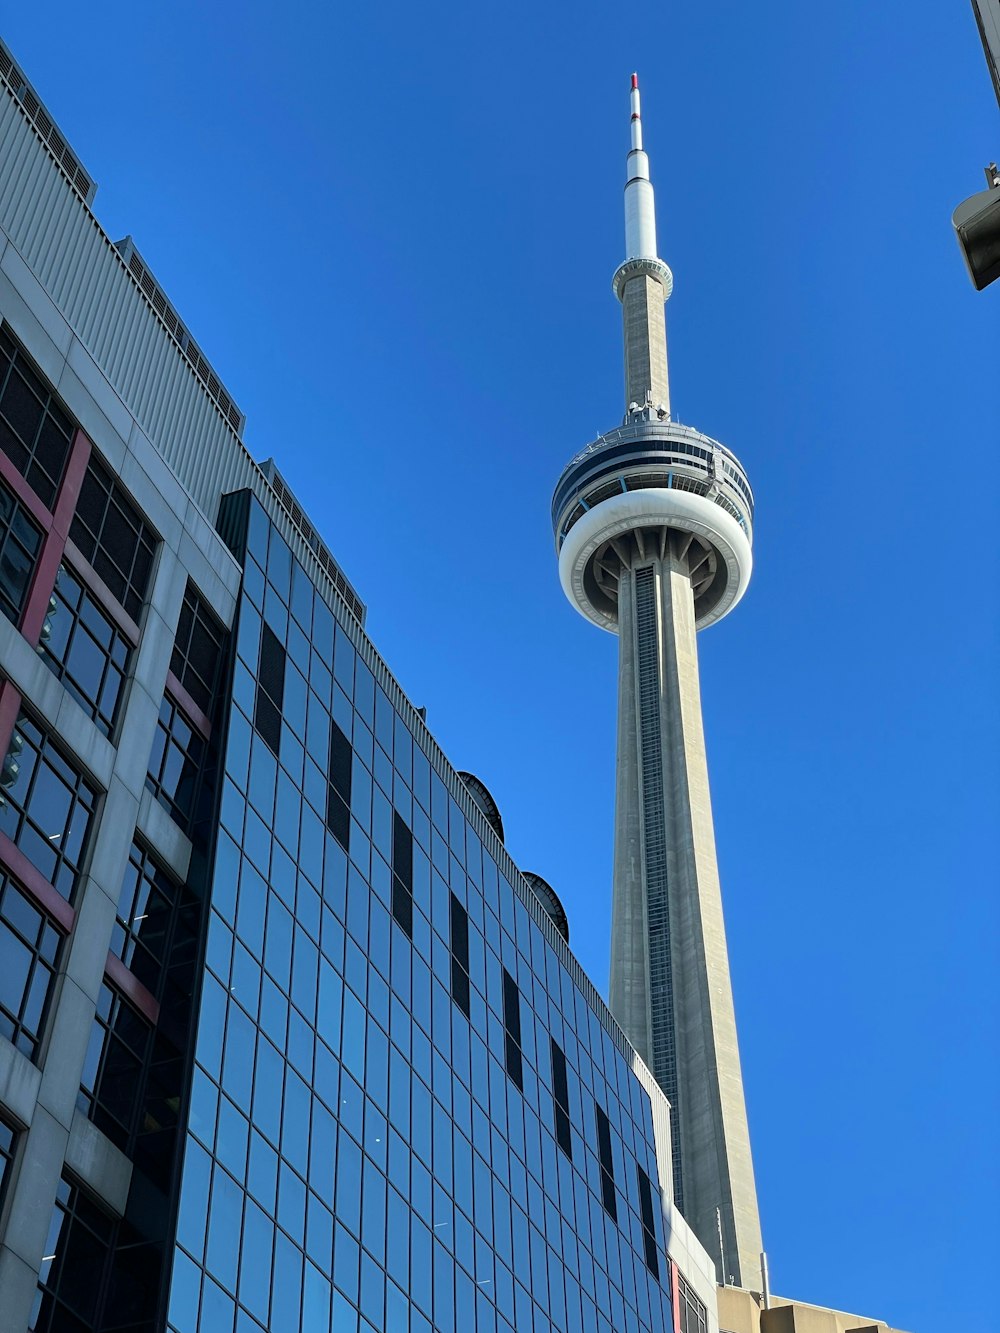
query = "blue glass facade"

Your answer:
(166, 494), (676, 1333)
